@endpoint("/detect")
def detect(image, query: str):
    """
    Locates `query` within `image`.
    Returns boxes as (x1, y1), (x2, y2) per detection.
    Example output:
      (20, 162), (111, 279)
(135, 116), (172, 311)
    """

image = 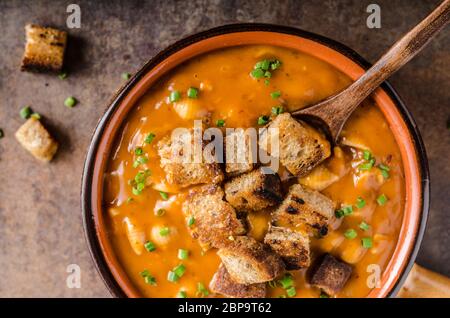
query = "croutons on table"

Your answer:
(182, 185), (246, 249)
(217, 236), (285, 284)
(224, 129), (256, 176)
(21, 24), (67, 72)
(264, 226), (310, 270)
(157, 130), (224, 188)
(15, 118), (58, 162)
(210, 264), (266, 298)
(259, 113), (331, 177)
(310, 253), (353, 296)
(224, 168), (283, 211)
(272, 184), (334, 235)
